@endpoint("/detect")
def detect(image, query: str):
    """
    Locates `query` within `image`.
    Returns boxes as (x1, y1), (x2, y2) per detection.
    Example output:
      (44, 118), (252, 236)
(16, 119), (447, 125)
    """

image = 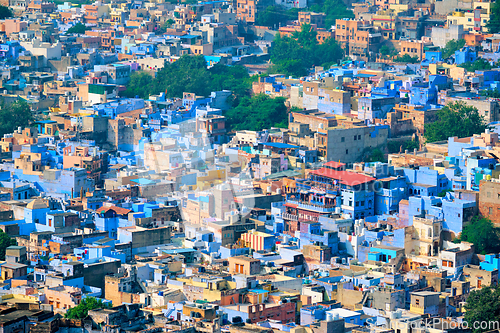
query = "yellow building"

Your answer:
(447, 2), (491, 33)
(372, 10), (398, 39)
(196, 169), (226, 190)
(178, 276), (238, 304)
